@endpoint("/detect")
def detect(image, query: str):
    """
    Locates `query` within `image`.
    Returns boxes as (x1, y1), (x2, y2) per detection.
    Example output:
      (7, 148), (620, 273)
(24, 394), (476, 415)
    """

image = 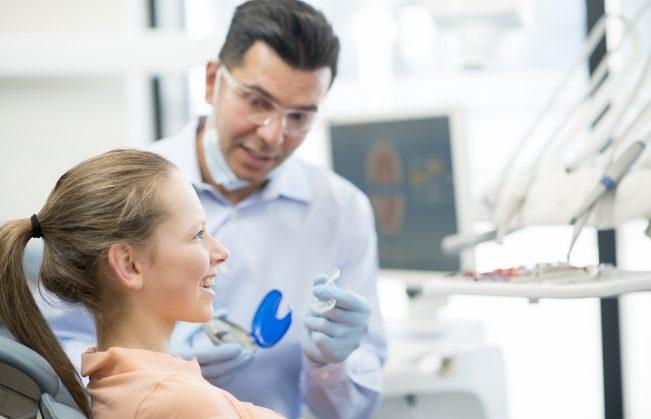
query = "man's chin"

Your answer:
(233, 168), (271, 185)
(232, 159), (277, 180)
